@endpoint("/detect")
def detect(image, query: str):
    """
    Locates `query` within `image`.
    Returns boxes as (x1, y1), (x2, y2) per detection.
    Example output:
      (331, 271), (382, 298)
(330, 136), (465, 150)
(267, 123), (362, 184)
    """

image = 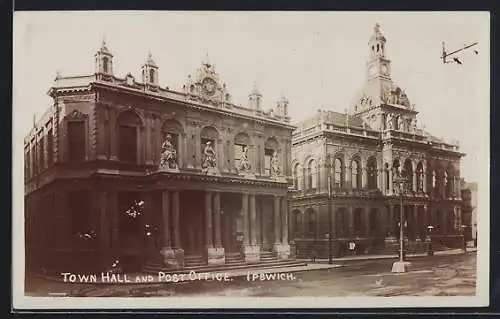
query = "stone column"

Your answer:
(273, 196), (289, 259)
(172, 191), (181, 248)
(281, 197), (289, 244)
(145, 116), (153, 165)
(249, 194), (257, 245)
(241, 194), (249, 246)
(217, 138), (224, 171)
(194, 127), (202, 169)
(208, 191), (224, 265)
(345, 163), (352, 189)
(213, 192), (222, 247)
(273, 196), (281, 244)
(362, 165), (368, 189)
(242, 193), (259, 262)
(143, 192), (155, 256)
(160, 190), (178, 267)
(412, 171), (417, 192)
(205, 192), (213, 248)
